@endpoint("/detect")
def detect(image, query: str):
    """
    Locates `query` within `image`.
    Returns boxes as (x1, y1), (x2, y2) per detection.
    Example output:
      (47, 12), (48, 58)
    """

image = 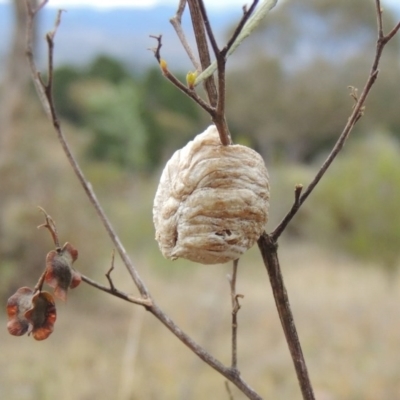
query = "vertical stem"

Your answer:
(187, 0), (218, 106)
(258, 233), (315, 400)
(230, 259), (240, 370)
